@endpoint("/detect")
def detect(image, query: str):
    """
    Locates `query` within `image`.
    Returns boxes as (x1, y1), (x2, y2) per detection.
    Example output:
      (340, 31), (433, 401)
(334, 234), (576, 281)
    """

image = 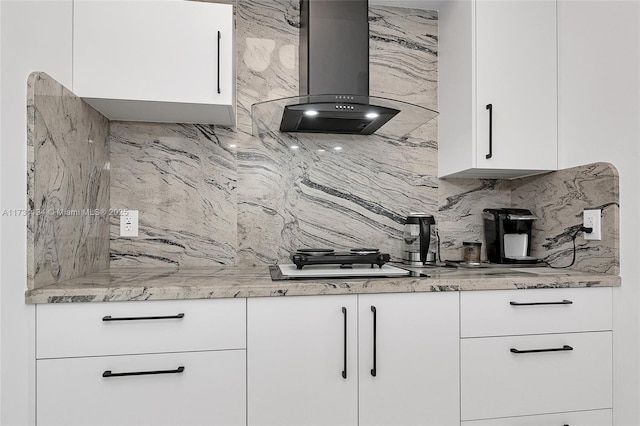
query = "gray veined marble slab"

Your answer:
(109, 122), (237, 268)
(234, 2), (440, 266)
(26, 72), (110, 289)
(512, 162), (619, 274)
(24, 266), (620, 304)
